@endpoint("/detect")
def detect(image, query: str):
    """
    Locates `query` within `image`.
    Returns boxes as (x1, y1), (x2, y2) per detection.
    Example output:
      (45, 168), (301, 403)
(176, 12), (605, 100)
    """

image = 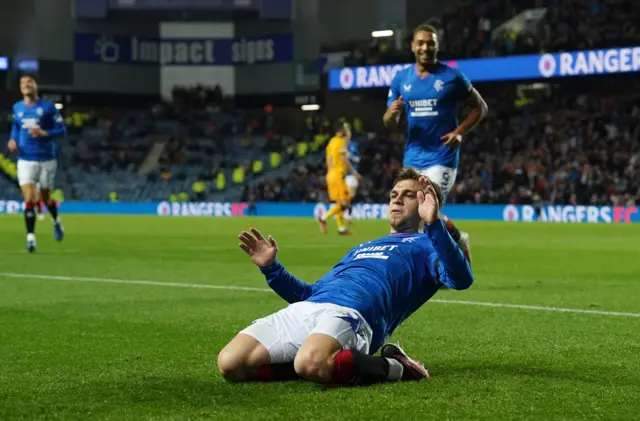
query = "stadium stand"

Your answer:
(246, 86), (640, 207)
(1, 1), (638, 207)
(1, 84), (333, 202)
(325, 0), (638, 65)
